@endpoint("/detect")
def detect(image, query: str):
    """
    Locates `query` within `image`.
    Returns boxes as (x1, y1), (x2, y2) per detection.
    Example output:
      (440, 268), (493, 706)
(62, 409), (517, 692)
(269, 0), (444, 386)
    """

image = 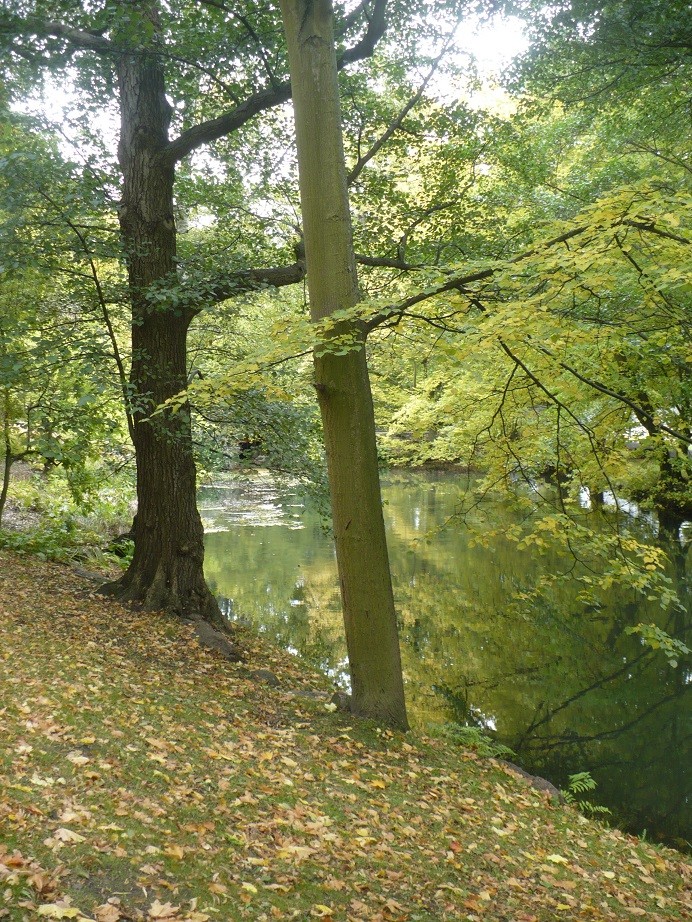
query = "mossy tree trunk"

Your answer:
(280, 0), (408, 729)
